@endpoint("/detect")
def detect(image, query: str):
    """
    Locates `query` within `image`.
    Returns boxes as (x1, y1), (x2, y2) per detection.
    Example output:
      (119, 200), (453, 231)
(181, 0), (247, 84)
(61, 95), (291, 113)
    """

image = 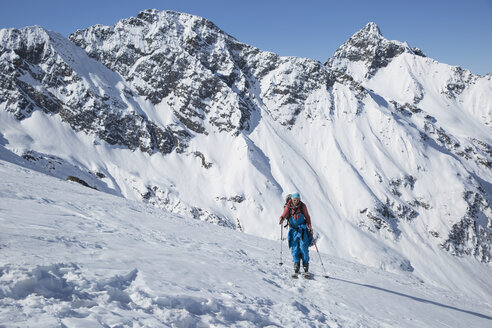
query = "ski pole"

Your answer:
(279, 223), (284, 265)
(312, 236), (329, 278)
